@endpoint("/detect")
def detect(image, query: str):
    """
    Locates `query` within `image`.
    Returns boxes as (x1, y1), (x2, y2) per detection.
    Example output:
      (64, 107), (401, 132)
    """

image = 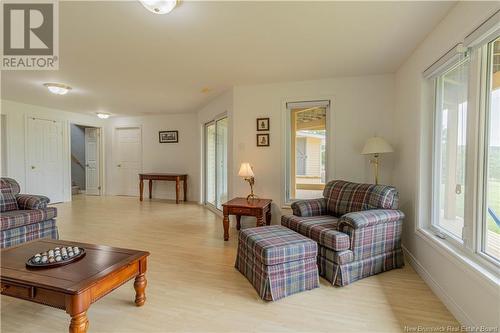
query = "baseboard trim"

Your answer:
(402, 245), (475, 327)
